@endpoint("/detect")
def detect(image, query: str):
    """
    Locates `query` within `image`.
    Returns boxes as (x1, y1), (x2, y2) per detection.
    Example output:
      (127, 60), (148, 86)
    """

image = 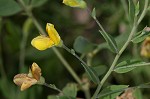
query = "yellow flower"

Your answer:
(13, 62), (44, 91)
(63, 0), (87, 9)
(141, 37), (150, 58)
(31, 23), (62, 50)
